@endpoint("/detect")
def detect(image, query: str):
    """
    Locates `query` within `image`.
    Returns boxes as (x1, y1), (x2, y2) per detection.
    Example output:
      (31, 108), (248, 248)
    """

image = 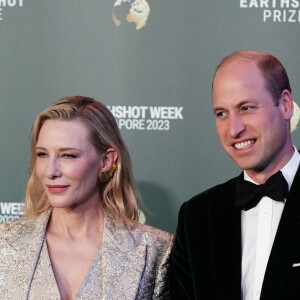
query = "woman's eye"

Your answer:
(36, 152), (46, 158)
(62, 154), (77, 159)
